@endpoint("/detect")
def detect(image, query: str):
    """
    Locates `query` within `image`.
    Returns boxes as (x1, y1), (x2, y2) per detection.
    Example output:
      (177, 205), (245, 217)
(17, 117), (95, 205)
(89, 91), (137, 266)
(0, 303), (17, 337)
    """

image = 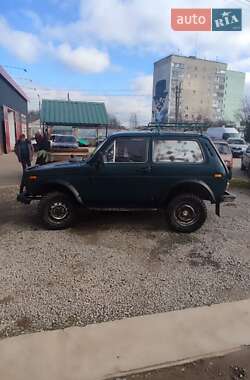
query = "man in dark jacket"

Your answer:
(14, 134), (34, 171)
